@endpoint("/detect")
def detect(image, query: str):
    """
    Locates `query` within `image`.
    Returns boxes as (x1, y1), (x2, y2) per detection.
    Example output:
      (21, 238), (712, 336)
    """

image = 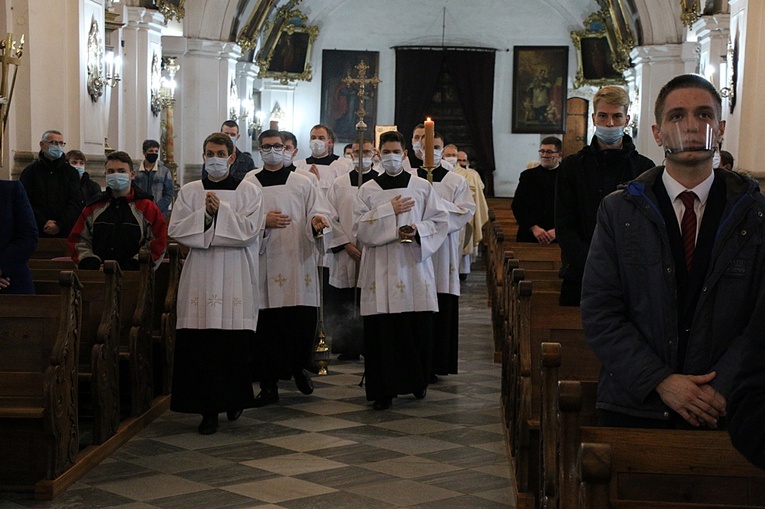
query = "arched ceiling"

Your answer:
(181, 0), (686, 49)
